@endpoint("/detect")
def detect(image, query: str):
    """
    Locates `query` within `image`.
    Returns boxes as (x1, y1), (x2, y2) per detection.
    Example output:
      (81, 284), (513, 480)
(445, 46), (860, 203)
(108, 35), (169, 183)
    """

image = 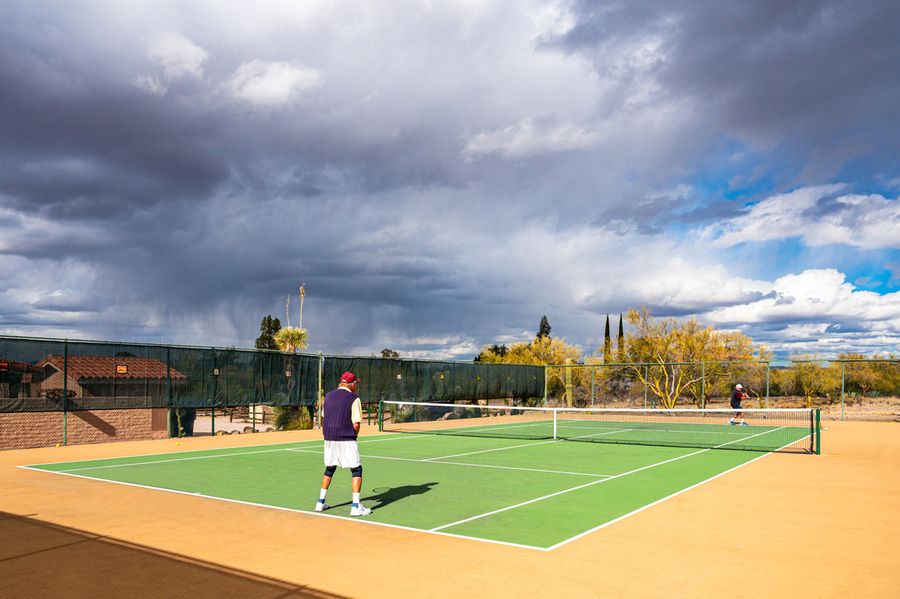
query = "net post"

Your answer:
(552, 409), (557, 440)
(815, 408), (821, 455)
(377, 400), (383, 432)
